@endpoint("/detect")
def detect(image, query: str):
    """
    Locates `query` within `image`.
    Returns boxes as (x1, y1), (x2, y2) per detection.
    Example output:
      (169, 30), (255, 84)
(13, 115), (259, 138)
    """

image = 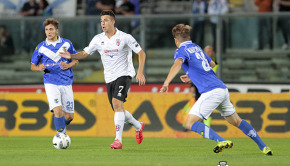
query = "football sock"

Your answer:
(54, 116), (66, 133)
(124, 110), (142, 130)
(114, 112), (125, 143)
(65, 119), (72, 126)
(203, 116), (212, 127)
(238, 120), (266, 150)
(191, 122), (225, 142)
